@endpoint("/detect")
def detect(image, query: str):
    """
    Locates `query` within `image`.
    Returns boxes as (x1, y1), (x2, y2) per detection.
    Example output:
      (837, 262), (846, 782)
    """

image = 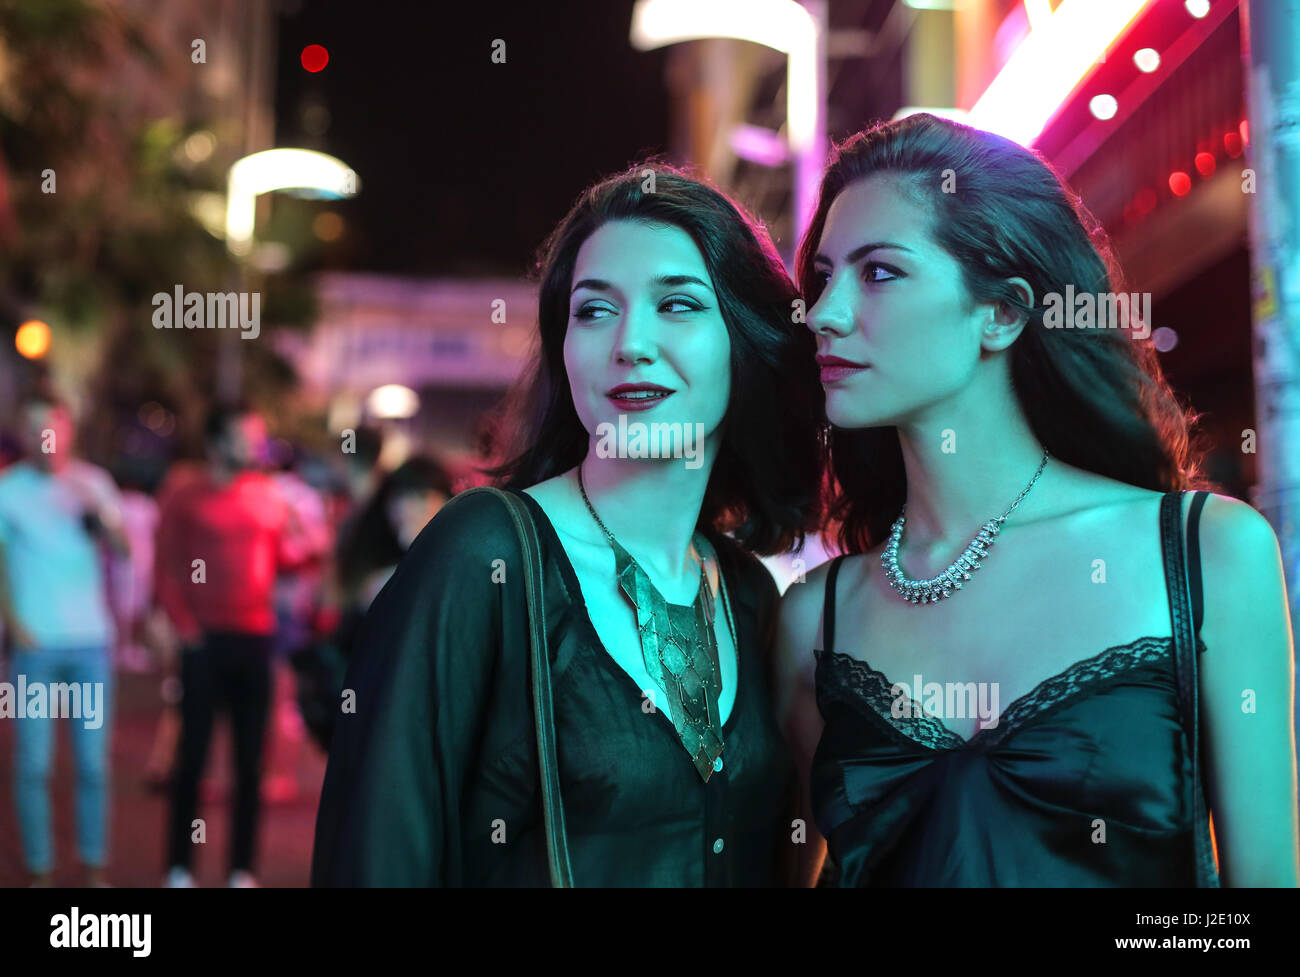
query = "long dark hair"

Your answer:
(796, 113), (1215, 553)
(336, 455), (454, 600)
(487, 159), (824, 555)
